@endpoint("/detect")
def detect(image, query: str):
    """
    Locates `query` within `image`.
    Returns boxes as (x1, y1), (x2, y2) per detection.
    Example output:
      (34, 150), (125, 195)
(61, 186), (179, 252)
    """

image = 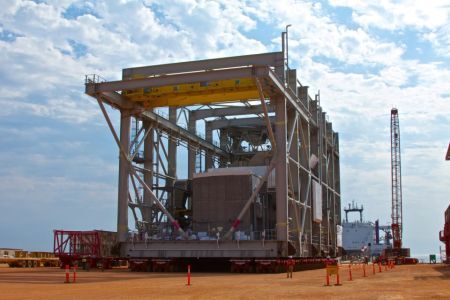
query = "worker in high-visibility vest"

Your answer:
(286, 256), (295, 278)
